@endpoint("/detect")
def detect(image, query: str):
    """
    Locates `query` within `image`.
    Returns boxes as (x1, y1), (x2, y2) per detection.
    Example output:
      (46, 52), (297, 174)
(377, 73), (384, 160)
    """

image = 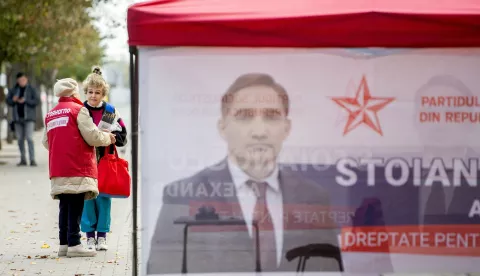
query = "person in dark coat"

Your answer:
(6, 72), (40, 166)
